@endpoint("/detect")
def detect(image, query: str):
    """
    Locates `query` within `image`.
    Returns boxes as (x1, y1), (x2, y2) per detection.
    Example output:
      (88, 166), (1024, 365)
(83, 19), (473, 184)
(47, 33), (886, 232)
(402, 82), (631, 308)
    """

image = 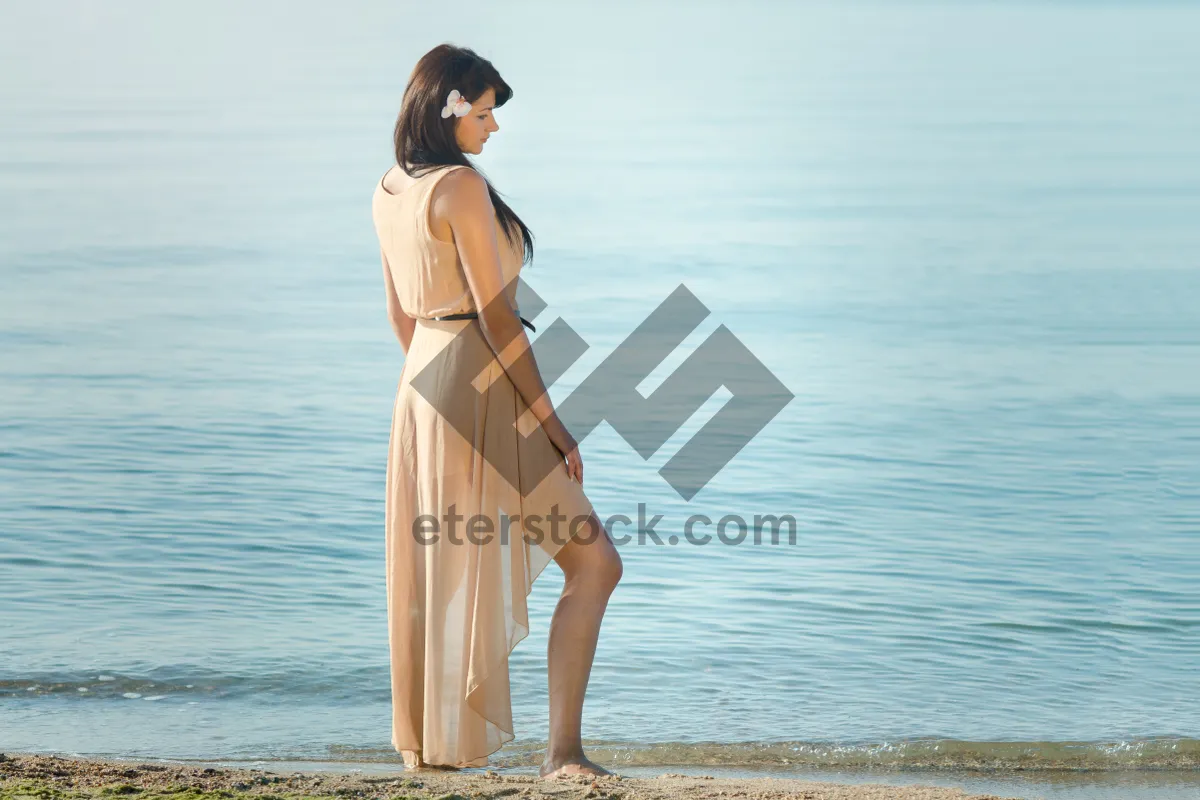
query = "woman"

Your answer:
(371, 44), (623, 779)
